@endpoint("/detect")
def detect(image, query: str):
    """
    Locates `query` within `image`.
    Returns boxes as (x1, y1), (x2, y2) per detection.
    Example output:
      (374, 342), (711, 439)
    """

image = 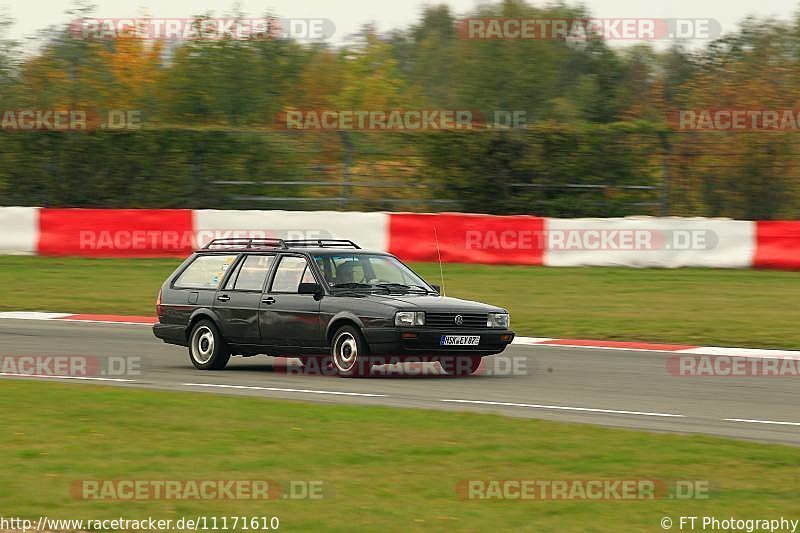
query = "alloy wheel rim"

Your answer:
(192, 326), (215, 364)
(333, 332), (358, 372)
